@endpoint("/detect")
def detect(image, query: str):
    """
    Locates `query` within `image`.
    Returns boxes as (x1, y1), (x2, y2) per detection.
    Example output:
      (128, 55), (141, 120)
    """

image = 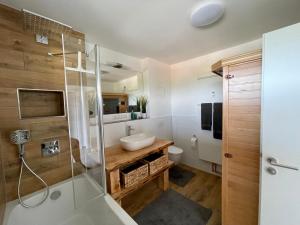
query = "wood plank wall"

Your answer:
(0, 5), (85, 223)
(0, 138), (5, 225)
